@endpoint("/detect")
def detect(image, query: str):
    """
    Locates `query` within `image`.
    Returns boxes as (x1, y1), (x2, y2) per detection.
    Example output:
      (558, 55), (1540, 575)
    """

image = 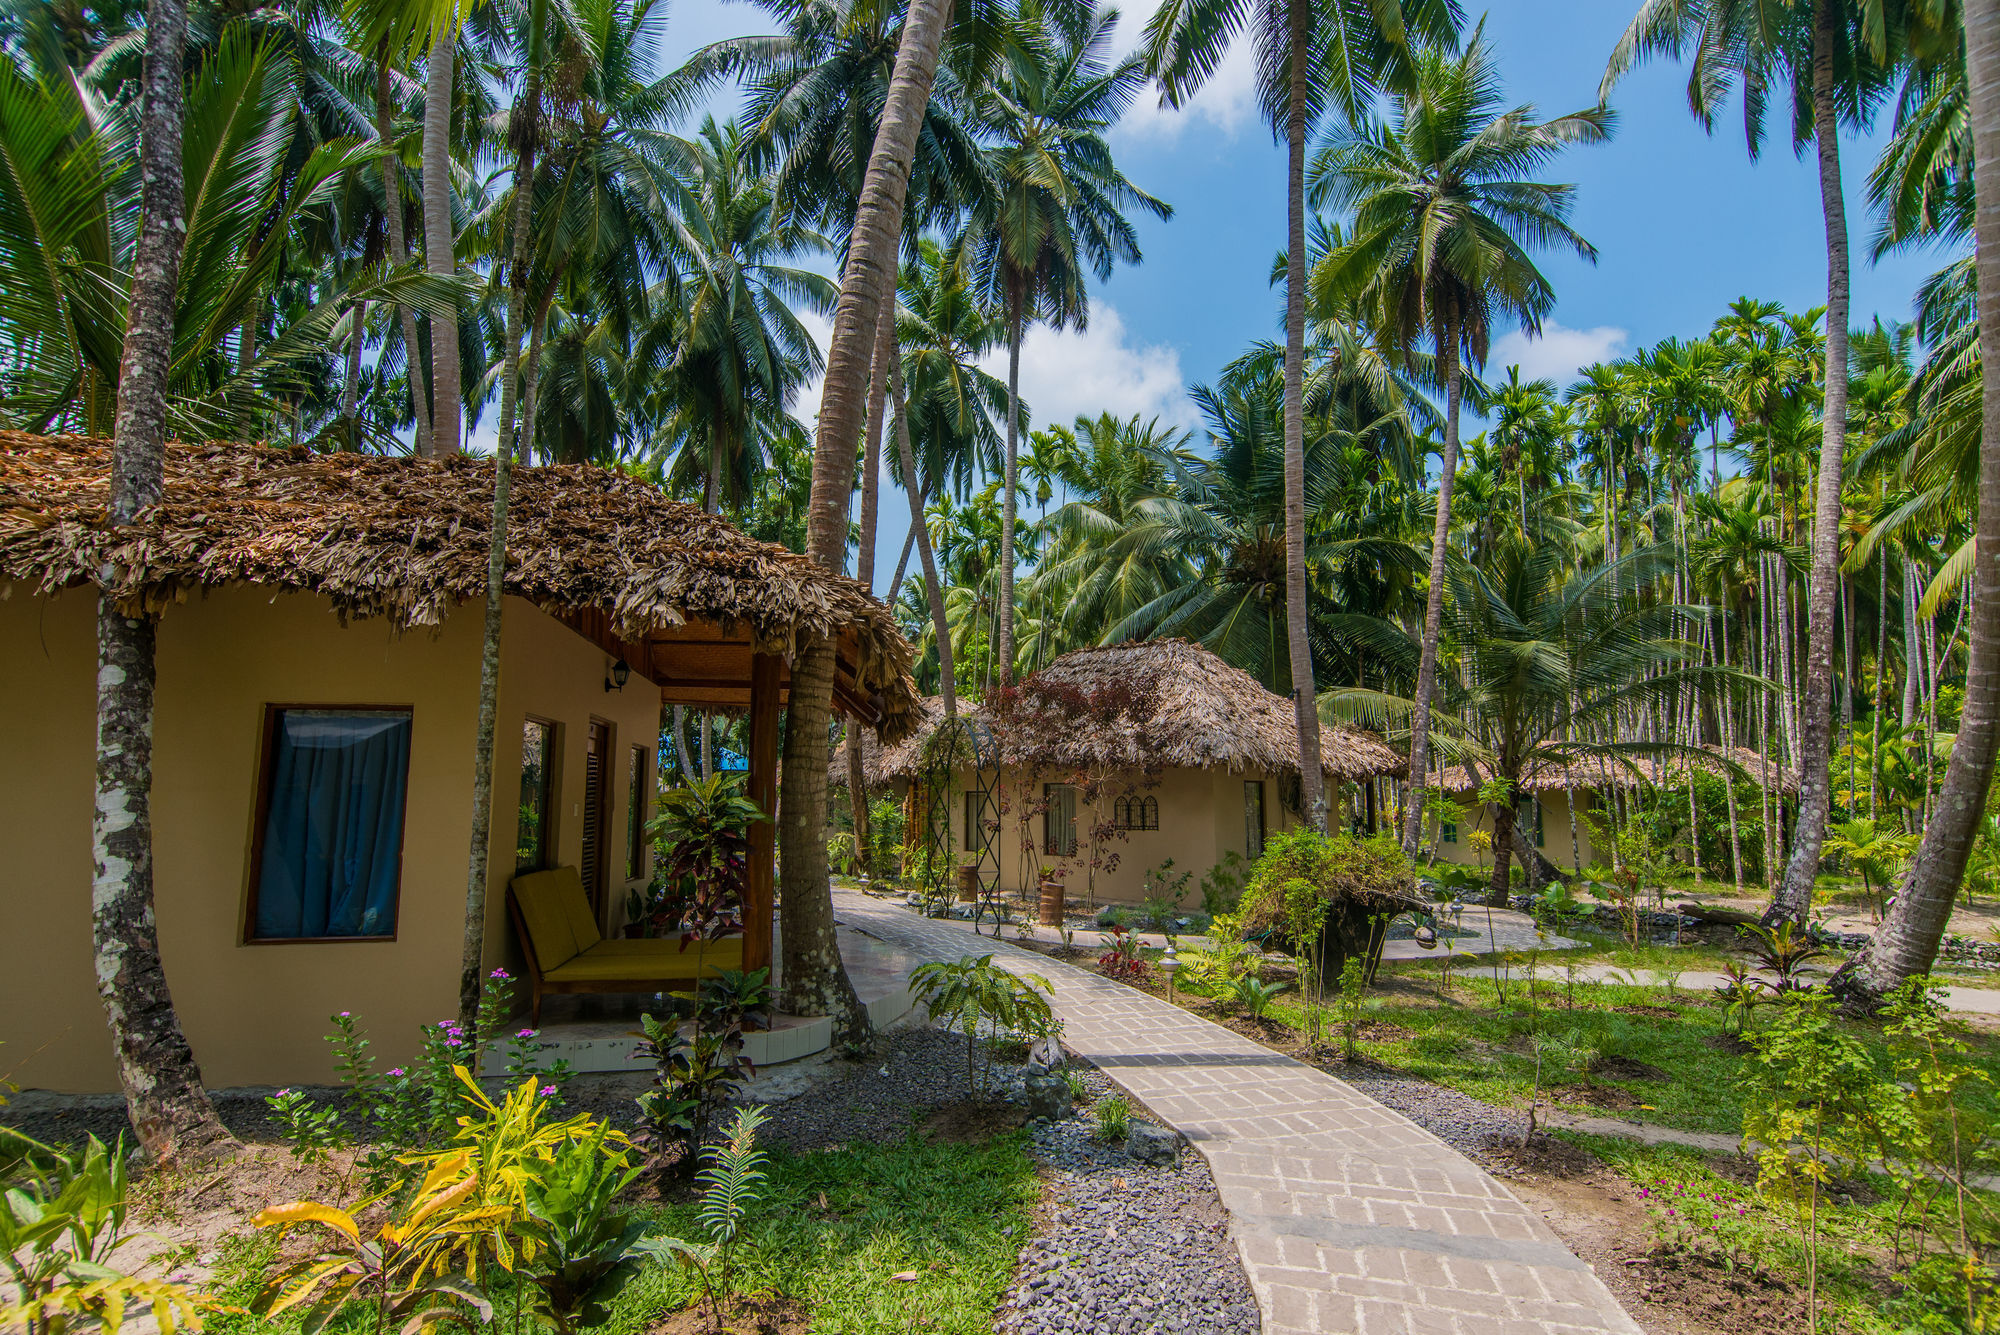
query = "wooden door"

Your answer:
(581, 721), (612, 915)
